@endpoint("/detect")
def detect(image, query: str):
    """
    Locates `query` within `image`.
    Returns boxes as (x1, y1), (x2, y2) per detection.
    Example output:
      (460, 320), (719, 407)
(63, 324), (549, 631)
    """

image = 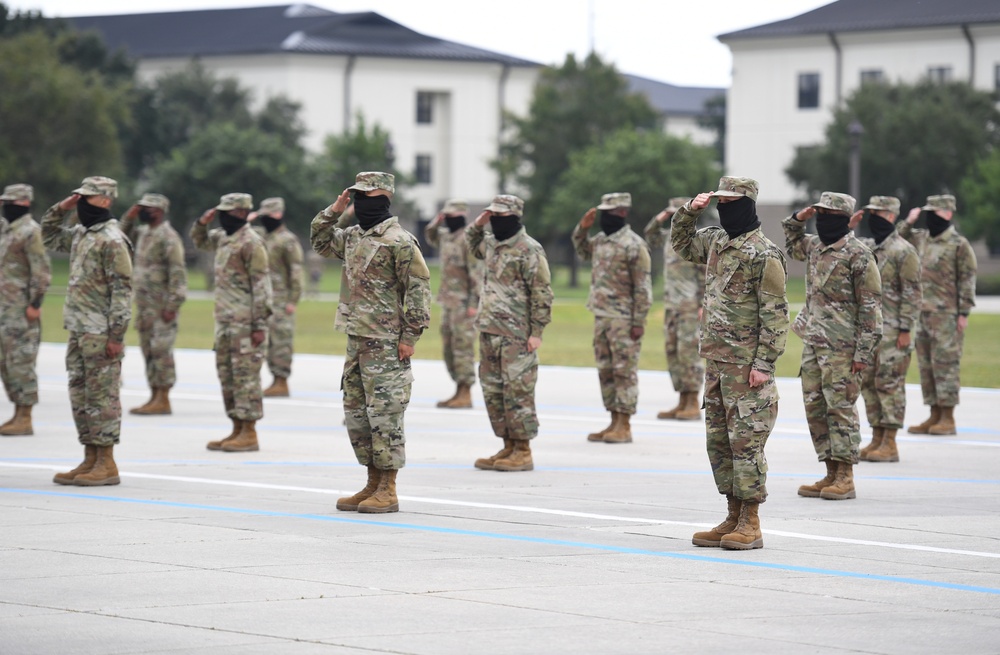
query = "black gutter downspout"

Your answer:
(343, 55), (357, 133)
(828, 31), (842, 105)
(961, 24), (975, 84)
